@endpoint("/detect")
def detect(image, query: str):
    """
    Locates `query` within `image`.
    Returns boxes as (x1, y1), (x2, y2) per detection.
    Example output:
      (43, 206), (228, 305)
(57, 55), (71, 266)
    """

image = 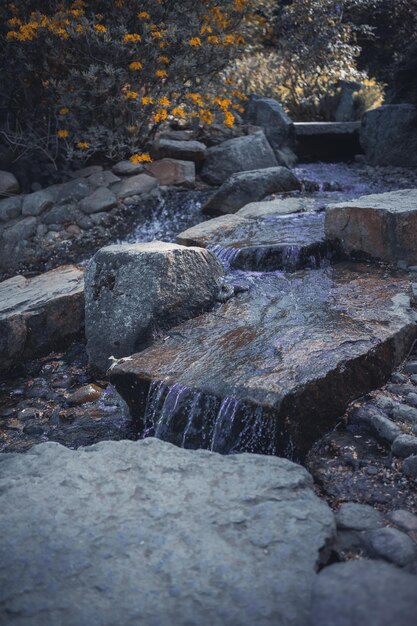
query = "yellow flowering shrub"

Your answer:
(0, 0), (250, 164)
